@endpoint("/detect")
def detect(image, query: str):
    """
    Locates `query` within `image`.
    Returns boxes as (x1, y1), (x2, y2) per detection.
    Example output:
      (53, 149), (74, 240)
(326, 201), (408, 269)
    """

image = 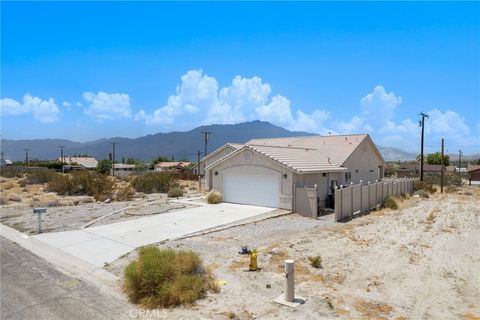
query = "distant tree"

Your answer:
(152, 156), (171, 164)
(425, 152), (450, 166)
(97, 159), (112, 175)
(476, 159), (480, 165)
(126, 157), (136, 165)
